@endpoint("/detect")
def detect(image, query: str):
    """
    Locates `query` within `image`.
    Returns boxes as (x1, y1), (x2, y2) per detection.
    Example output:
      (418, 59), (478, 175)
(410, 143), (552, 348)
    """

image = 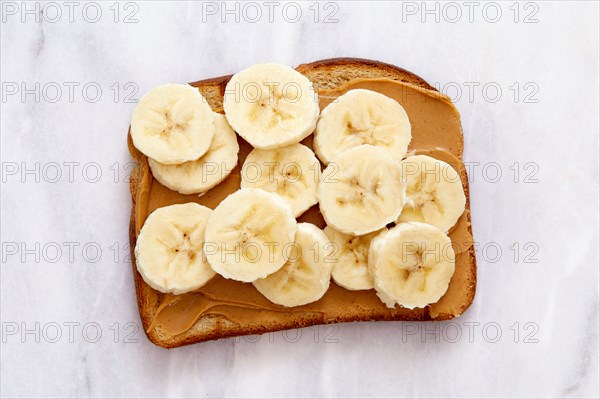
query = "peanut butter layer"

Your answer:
(133, 78), (475, 339)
